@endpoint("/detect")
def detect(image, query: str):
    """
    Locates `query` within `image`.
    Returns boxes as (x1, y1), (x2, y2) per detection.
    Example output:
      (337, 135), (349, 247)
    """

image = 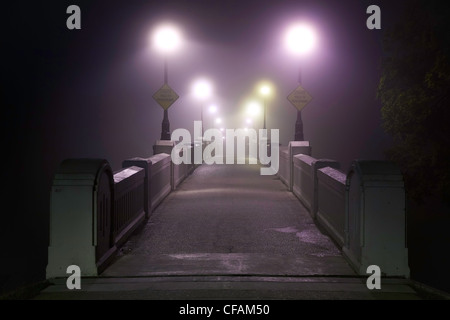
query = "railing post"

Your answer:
(288, 141), (311, 191)
(122, 158), (152, 219)
(47, 159), (115, 278)
(343, 160), (410, 277)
